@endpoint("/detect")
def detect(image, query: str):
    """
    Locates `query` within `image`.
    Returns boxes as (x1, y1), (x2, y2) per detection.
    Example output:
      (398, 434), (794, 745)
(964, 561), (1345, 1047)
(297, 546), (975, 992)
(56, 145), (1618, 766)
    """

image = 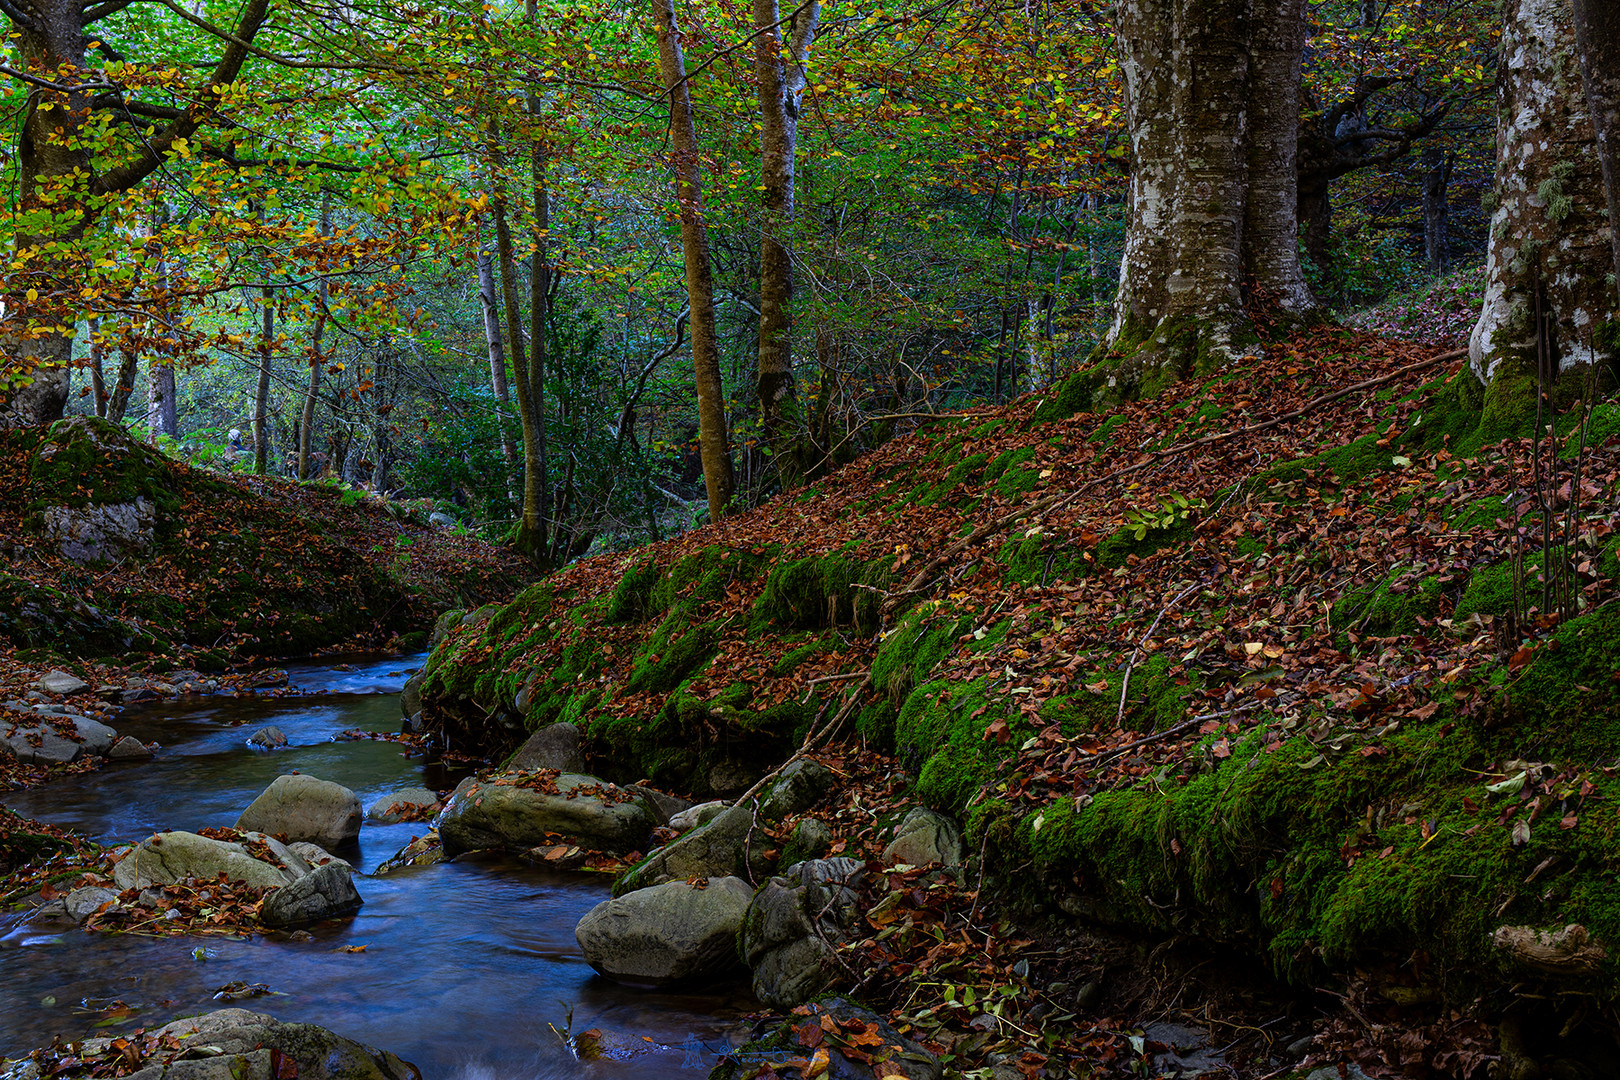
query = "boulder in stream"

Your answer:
(575, 876), (753, 985)
(248, 725), (288, 749)
(237, 773), (362, 848)
(112, 831), (310, 891)
(0, 714), (118, 764)
(1, 1008), (420, 1080)
(261, 862), (364, 928)
(106, 735), (154, 760)
(437, 772), (654, 857)
(366, 787), (440, 823)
